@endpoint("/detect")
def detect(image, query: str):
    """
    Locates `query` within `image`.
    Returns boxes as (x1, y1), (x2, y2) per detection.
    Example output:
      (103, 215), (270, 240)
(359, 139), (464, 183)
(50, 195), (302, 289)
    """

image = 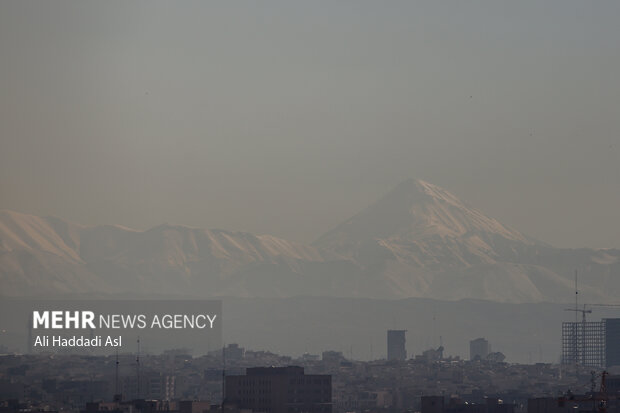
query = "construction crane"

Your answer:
(564, 303), (620, 366)
(565, 270), (591, 366)
(558, 370), (608, 412)
(564, 304), (620, 324)
(561, 265), (620, 369)
(565, 304), (592, 323)
(564, 305), (591, 365)
(562, 272), (620, 320)
(562, 268), (620, 368)
(597, 370), (608, 413)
